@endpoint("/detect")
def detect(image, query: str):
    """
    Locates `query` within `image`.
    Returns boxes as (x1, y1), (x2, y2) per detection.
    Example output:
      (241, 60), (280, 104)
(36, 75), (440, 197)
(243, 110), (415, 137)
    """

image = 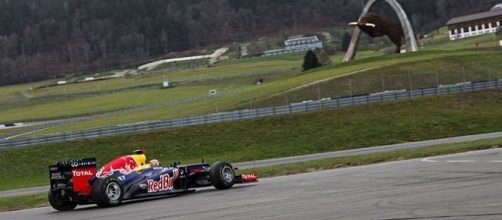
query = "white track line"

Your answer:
(421, 158), (438, 163)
